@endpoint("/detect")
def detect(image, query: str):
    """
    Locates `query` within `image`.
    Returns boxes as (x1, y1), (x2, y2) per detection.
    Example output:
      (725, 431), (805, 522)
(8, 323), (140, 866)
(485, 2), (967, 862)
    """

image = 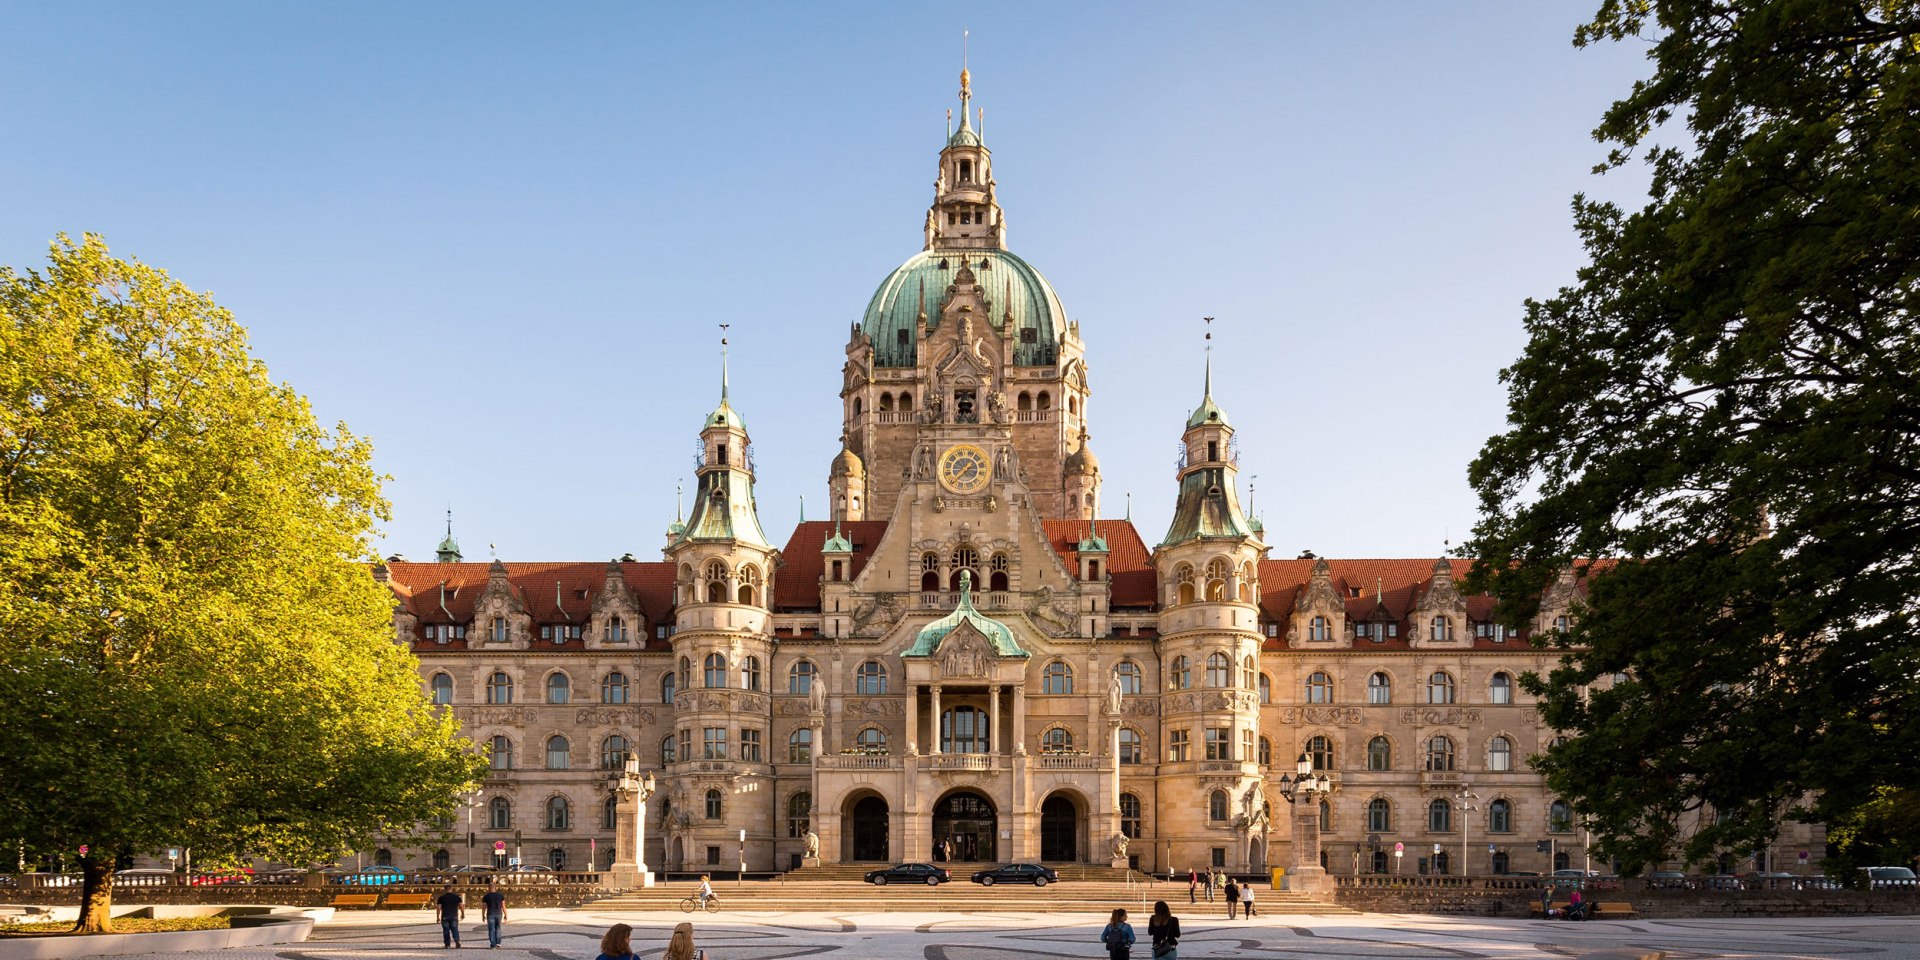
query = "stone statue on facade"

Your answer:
(1110, 832), (1129, 859)
(808, 678), (826, 717)
(804, 830), (821, 859)
(1108, 669), (1125, 714)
